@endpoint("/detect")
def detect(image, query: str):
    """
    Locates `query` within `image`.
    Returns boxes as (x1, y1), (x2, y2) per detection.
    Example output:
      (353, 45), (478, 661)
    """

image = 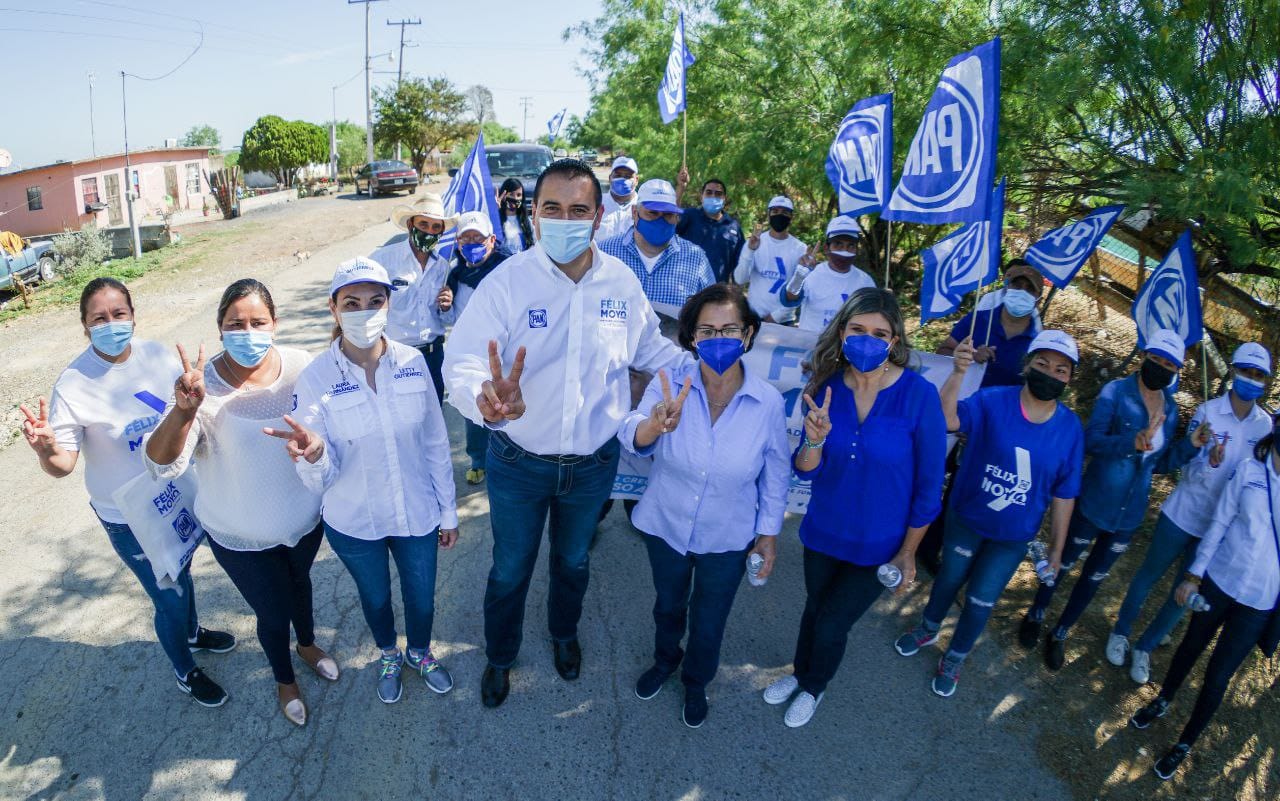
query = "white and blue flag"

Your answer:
(919, 178), (1006, 322)
(438, 132), (503, 259)
(885, 38), (1001, 224)
(1025, 205), (1125, 288)
(1132, 229), (1203, 349)
(825, 93), (893, 217)
(547, 108), (566, 142)
(657, 12), (696, 125)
